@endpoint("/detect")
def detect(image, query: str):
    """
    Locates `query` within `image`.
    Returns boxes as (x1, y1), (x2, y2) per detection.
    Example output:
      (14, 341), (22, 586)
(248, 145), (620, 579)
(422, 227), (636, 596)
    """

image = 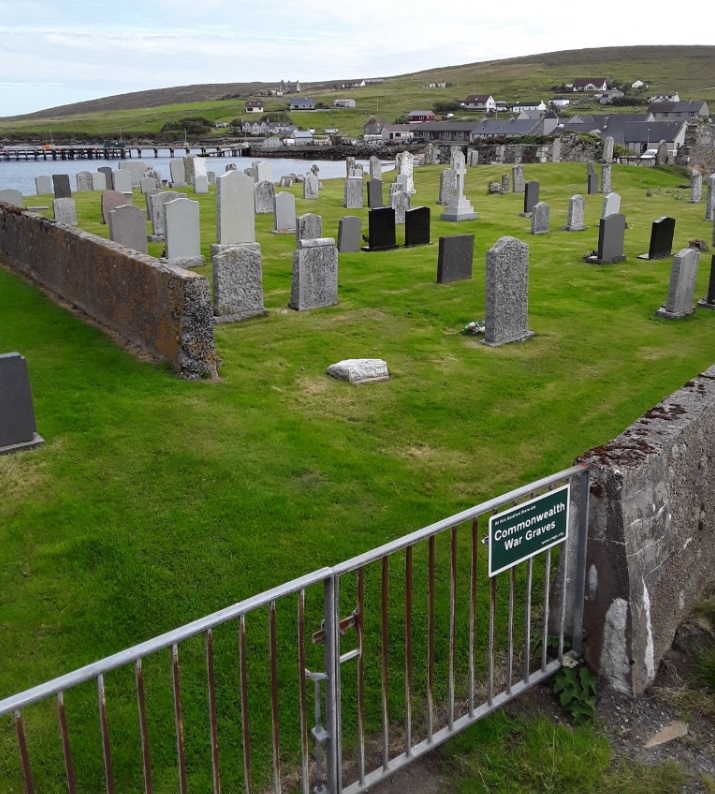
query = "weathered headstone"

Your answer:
(0, 189), (23, 207)
(165, 198), (204, 267)
(140, 176), (158, 195)
(289, 238), (339, 311)
(273, 192), (296, 233)
(194, 174), (209, 195)
(98, 167), (114, 190)
(212, 243), (267, 322)
(500, 174), (511, 194)
(602, 136), (614, 163)
(587, 161), (596, 176)
(108, 204), (148, 254)
(468, 150), (479, 168)
(423, 143), (439, 166)
(404, 206), (430, 247)
(76, 171), (93, 192)
(697, 255), (715, 309)
(91, 172), (107, 191)
(592, 213), (626, 264)
(34, 175), (52, 195)
(367, 179), (384, 209)
(279, 176), (294, 188)
(207, 172), (216, 185)
(344, 178), (363, 209)
(436, 234), (474, 283)
(530, 202), (550, 235)
(0, 353), (44, 454)
(148, 190), (185, 241)
(396, 150), (416, 194)
(296, 213), (322, 242)
(254, 180), (275, 214)
(53, 197), (77, 226)
(52, 174), (71, 199)
(338, 216), (362, 253)
(601, 192), (621, 219)
(705, 174), (715, 222)
(488, 181), (501, 194)
(600, 163), (612, 194)
(437, 169), (456, 206)
(656, 140), (668, 166)
(483, 237), (534, 346)
(326, 359), (389, 384)
(656, 248), (700, 318)
(638, 217), (675, 260)
(512, 165), (525, 193)
(170, 159), (187, 187)
(441, 152), (478, 222)
(587, 173), (599, 195)
(363, 208), (397, 251)
(112, 169), (132, 195)
(303, 172), (319, 200)
(345, 156), (356, 177)
(520, 181), (539, 216)
(562, 195), (587, 232)
(119, 160), (148, 188)
(255, 161), (273, 183)
(100, 190), (129, 224)
(392, 190), (411, 224)
(689, 170), (703, 203)
(216, 170), (255, 245)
